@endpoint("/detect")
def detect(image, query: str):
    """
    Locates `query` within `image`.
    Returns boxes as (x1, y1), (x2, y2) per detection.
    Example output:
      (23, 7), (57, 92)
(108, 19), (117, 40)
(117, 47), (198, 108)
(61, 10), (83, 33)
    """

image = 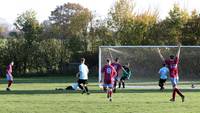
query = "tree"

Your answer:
(107, 0), (159, 45)
(164, 4), (189, 44)
(107, 0), (135, 44)
(182, 10), (200, 45)
(14, 10), (42, 74)
(49, 3), (92, 38)
(49, 3), (93, 73)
